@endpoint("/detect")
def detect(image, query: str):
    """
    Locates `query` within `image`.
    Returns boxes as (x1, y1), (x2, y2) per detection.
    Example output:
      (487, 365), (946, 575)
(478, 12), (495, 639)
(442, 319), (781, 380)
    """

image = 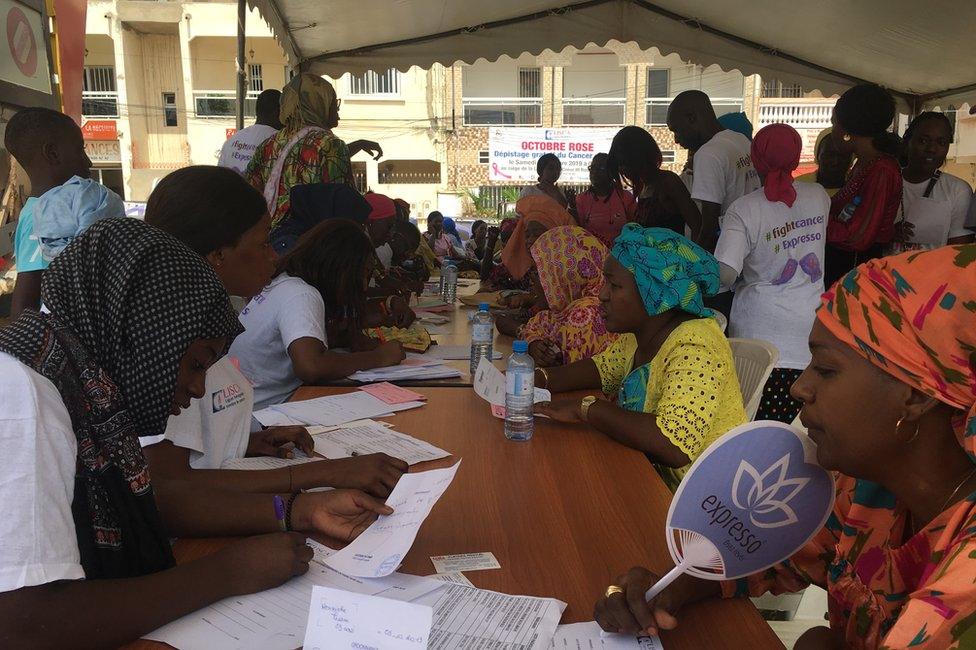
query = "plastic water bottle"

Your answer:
(836, 196), (861, 223)
(440, 263), (458, 303)
(504, 340), (535, 441)
(470, 303), (495, 374)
